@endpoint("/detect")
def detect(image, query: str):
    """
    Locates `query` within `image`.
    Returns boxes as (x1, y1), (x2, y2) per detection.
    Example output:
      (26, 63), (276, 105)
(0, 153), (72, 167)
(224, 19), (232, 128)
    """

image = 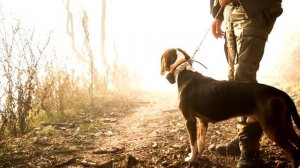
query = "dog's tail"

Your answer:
(287, 94), (300, 129)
